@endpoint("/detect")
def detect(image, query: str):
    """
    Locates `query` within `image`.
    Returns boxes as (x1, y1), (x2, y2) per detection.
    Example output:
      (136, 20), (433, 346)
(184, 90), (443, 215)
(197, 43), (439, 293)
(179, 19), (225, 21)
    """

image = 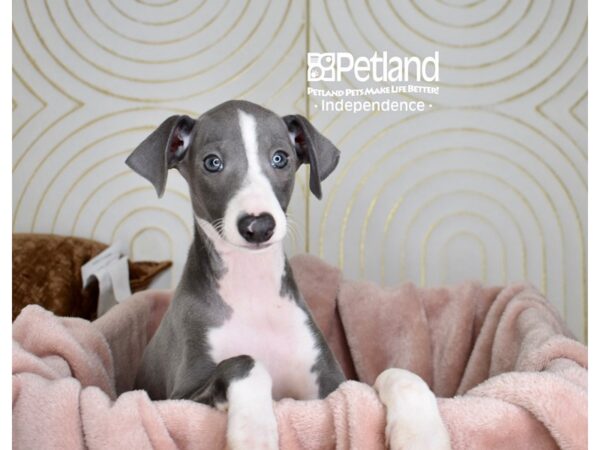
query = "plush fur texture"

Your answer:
(13, 255), (587, 449)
